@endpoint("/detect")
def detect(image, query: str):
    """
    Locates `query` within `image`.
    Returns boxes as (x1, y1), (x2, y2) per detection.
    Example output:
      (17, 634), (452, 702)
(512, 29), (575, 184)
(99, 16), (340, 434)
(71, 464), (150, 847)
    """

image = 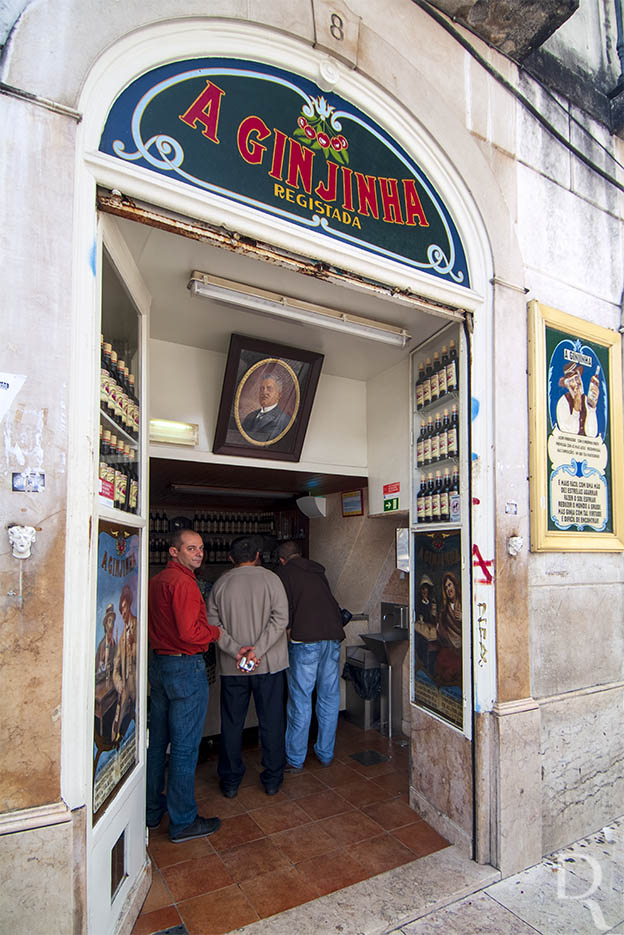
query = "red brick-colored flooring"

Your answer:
(133, 716), (449, 935)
